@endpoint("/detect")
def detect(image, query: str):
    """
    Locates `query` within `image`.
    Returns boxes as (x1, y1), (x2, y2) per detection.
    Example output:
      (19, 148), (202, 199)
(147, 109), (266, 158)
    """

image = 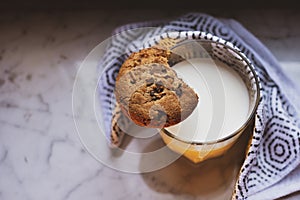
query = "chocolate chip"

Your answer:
(150, 90), (155, 96)
(146, 78), (154, 86)
(151, 96), (158, 100)
(129, 72), (136, 84)
(164, 75), (171, 79)
(156, 86), (164, 93)
(175, 88), (182, 97)
(153, 86), (161, 94)
(155, 81), (163, 87)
